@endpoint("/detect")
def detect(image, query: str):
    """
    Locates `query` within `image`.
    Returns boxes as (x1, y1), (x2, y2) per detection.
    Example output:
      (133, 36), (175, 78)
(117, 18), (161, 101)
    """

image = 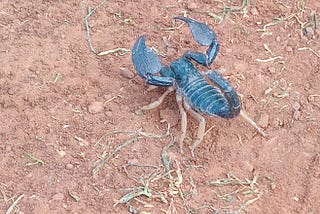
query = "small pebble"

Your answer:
(276, 36), (281, 42)
(292, 196), (299, 202)
(286, 46), (293, 52)
(268, 66), (276, 74)
(28, 64), (38, 72)
(270, 182), (276, 190)
(187, 2), (198, 10)
(159, 108), (179, 127)
(88, 101), (104, 114)
(250, 7), (259, 16)
(258, 113), (269, 128)
(274, 118), (284, 127)
(233, 61), (248, 73)
(304, 26), (314, 37)
(7, 86), (18, 95)
(5, 145), (12, 152)
(120, 67), (135, 79)
(292, 101), (301, 111)
(65, 163), (74, 170)
(52, 193), (65, 201)
(166, 47), (176, 58)
(105, 110), (113, 117)
(241, 161), (254, 172)
(293, 111), (301, 120)
(216, 67), (226, 73)
(57, 149), (66, 157)
(225, 48), (233, 54)
(104, 94), (113, 101)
